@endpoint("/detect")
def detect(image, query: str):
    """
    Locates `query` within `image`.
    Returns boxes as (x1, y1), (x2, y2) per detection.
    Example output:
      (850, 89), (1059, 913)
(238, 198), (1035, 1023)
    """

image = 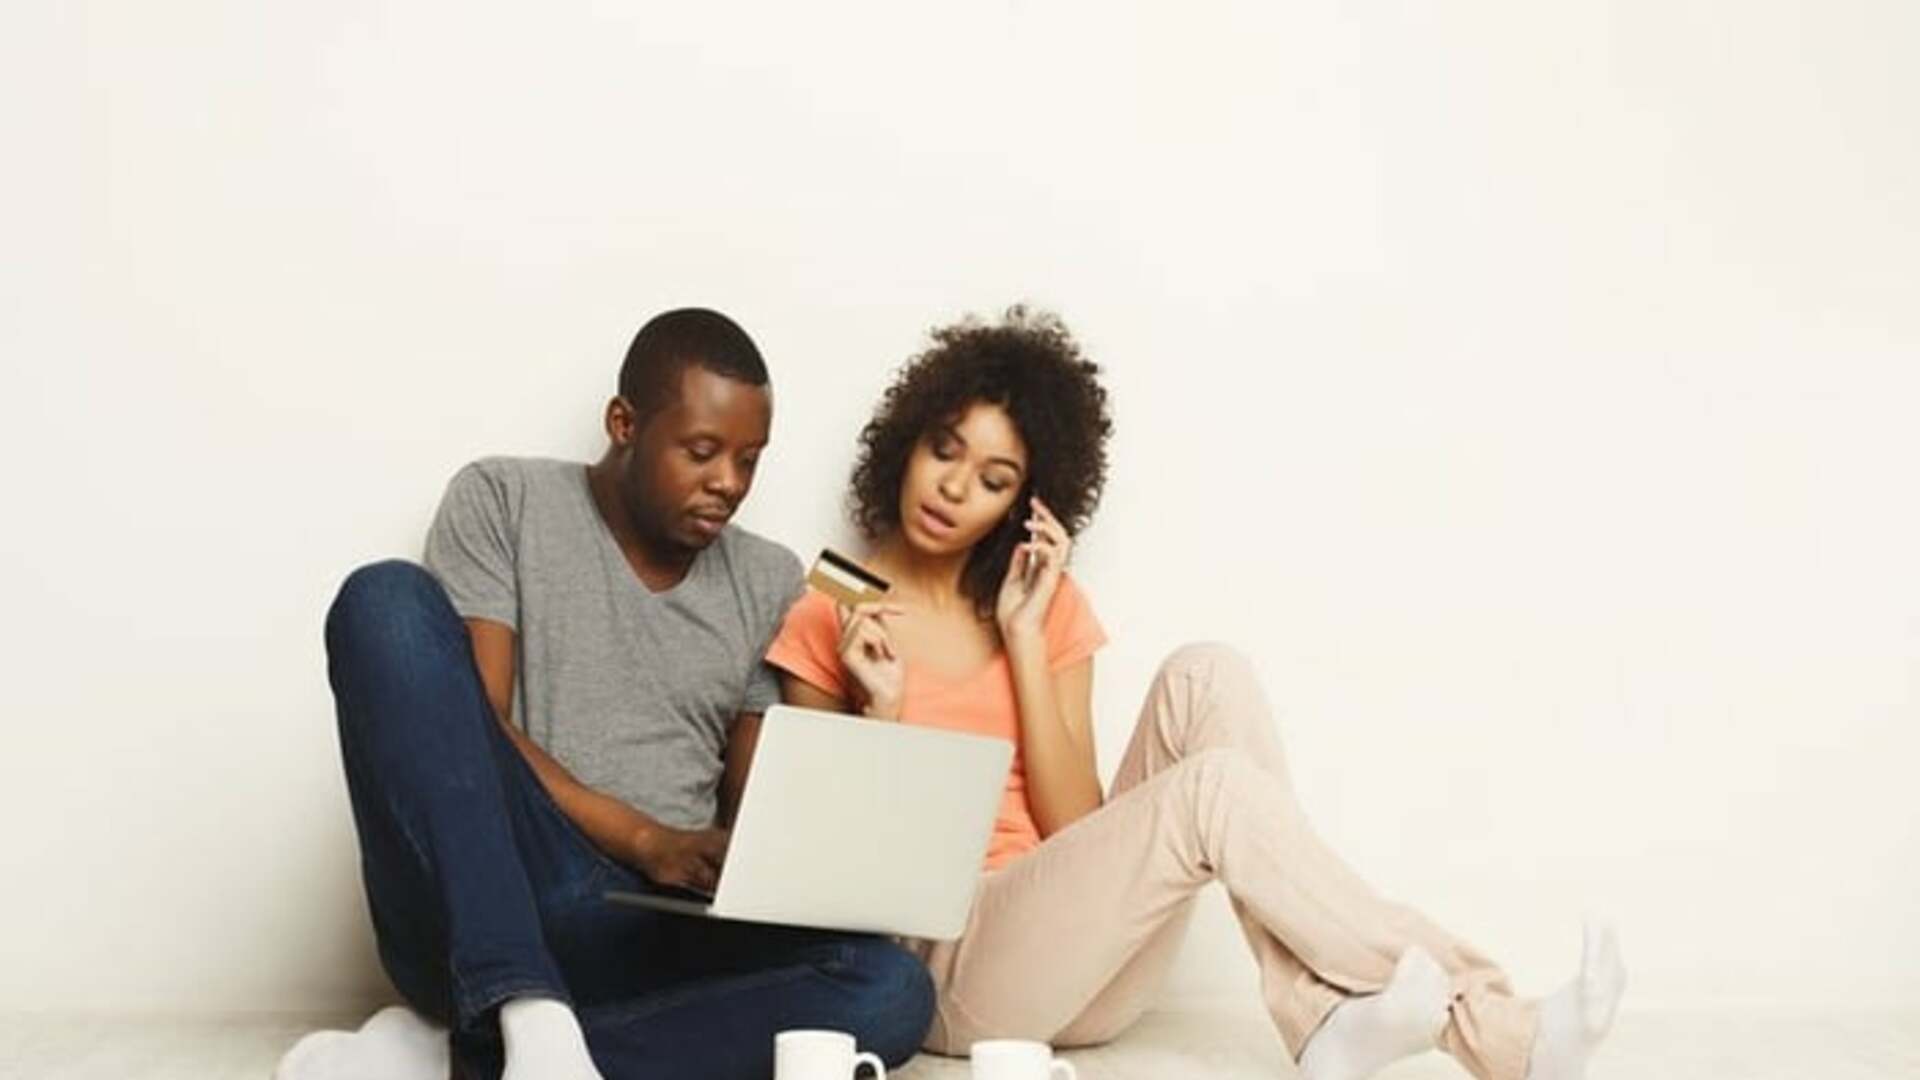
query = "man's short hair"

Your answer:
(618, 308), (769, 423)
